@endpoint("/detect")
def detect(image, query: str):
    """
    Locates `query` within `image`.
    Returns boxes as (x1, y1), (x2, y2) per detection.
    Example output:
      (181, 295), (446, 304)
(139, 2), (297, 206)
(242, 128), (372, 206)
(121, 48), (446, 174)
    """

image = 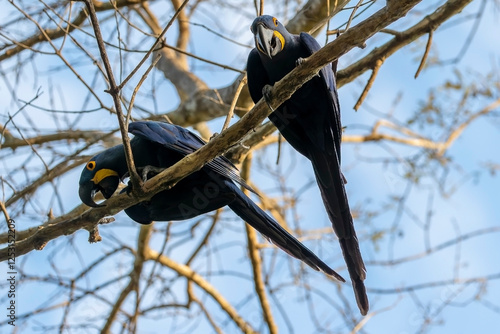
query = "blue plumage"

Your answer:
(247, 15), (369, 315)
(78, 121), (343, 279)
